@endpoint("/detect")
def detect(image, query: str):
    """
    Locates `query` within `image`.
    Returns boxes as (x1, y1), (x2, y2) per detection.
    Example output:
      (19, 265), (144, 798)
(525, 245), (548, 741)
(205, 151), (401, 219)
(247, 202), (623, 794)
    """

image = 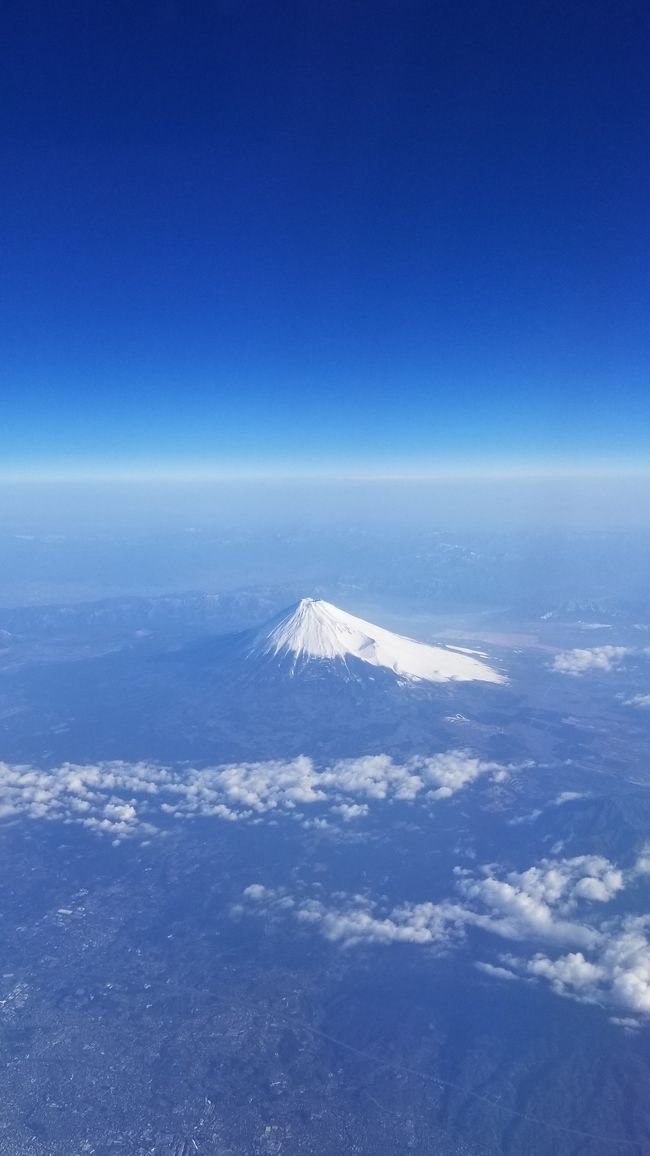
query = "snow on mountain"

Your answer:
(251, 598), (505, 684)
